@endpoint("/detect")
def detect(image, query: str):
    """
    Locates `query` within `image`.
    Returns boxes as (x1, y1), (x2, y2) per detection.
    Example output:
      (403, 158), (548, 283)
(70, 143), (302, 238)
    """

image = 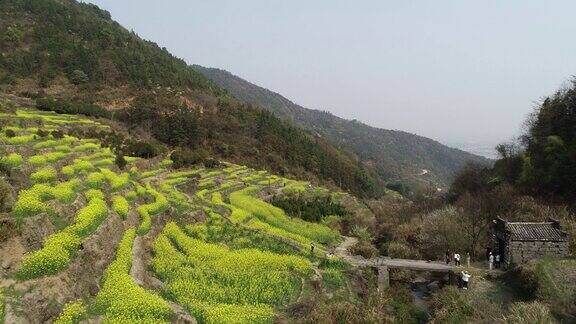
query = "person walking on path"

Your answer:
(466, 252), (471, 267)
(454, 253), (461, 266)
(461, 271), (471, 289)
(488, 252), (494, 270)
